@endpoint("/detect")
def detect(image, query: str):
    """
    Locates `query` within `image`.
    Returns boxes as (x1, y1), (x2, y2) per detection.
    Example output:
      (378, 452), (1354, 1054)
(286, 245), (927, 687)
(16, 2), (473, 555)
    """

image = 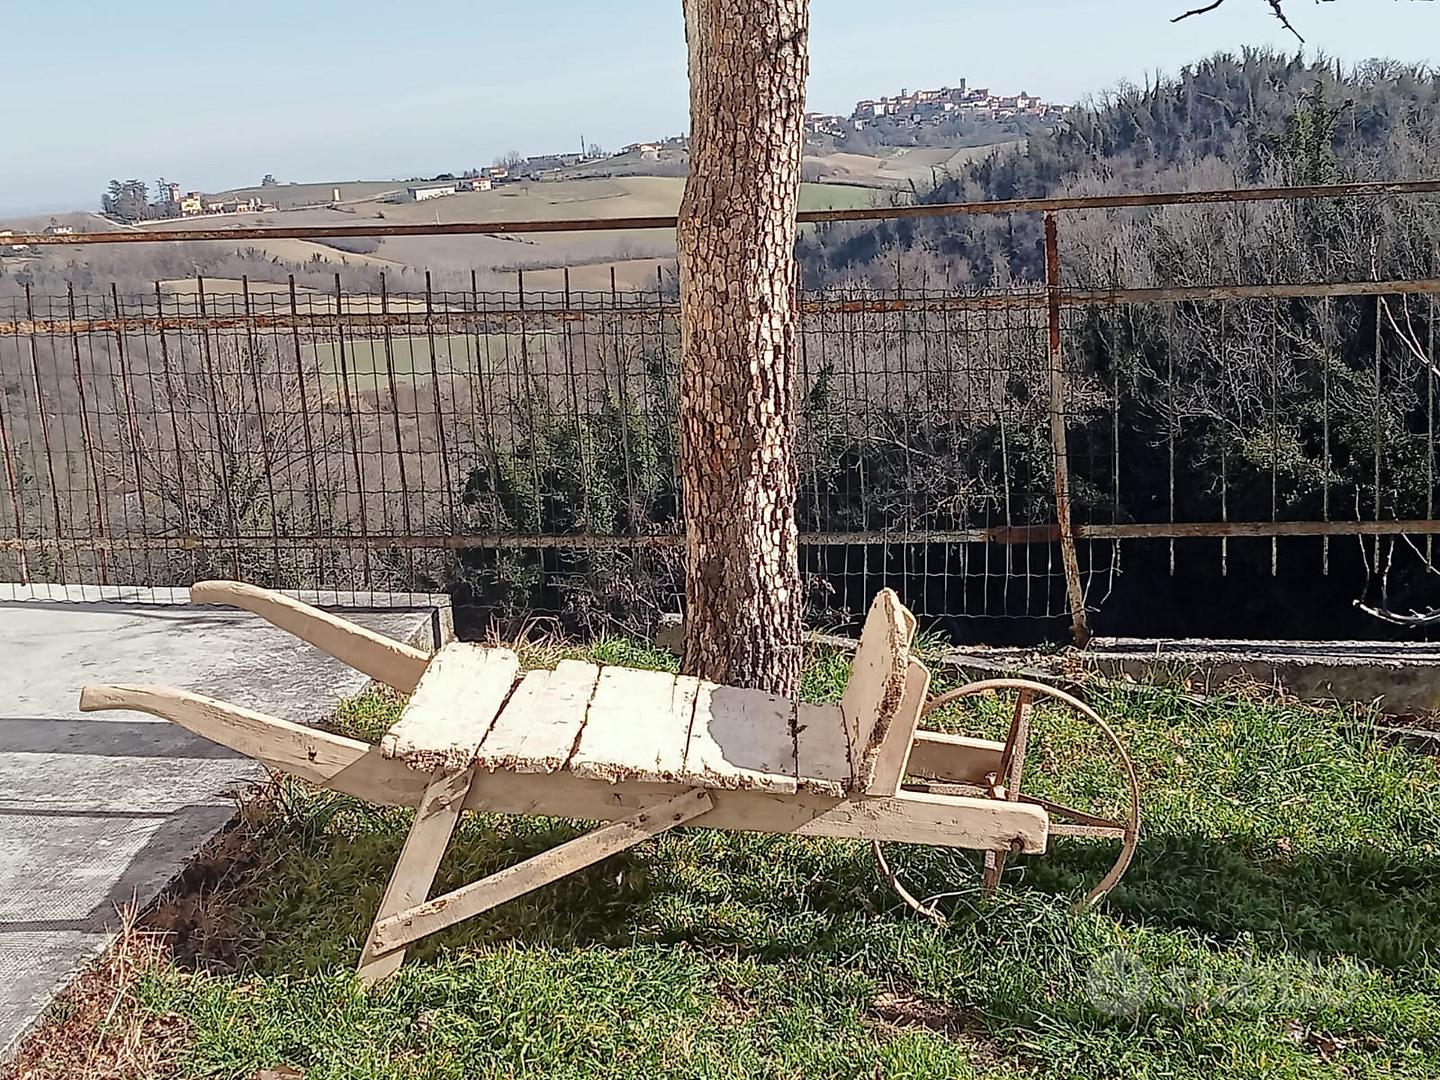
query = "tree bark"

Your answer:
(676, 0), (808, 696)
